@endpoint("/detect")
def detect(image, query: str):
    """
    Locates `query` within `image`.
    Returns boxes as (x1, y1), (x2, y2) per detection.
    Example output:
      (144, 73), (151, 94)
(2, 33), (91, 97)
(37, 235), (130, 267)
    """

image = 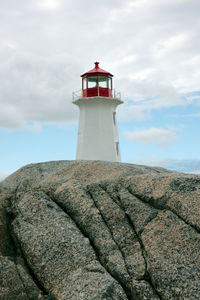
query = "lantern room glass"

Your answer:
(85, 76), (111, 89)
(98, 76), (108, 88)
(88, 76), (98, 88)
(83, 78), (87, 90)
(108, 77), (112, 89)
